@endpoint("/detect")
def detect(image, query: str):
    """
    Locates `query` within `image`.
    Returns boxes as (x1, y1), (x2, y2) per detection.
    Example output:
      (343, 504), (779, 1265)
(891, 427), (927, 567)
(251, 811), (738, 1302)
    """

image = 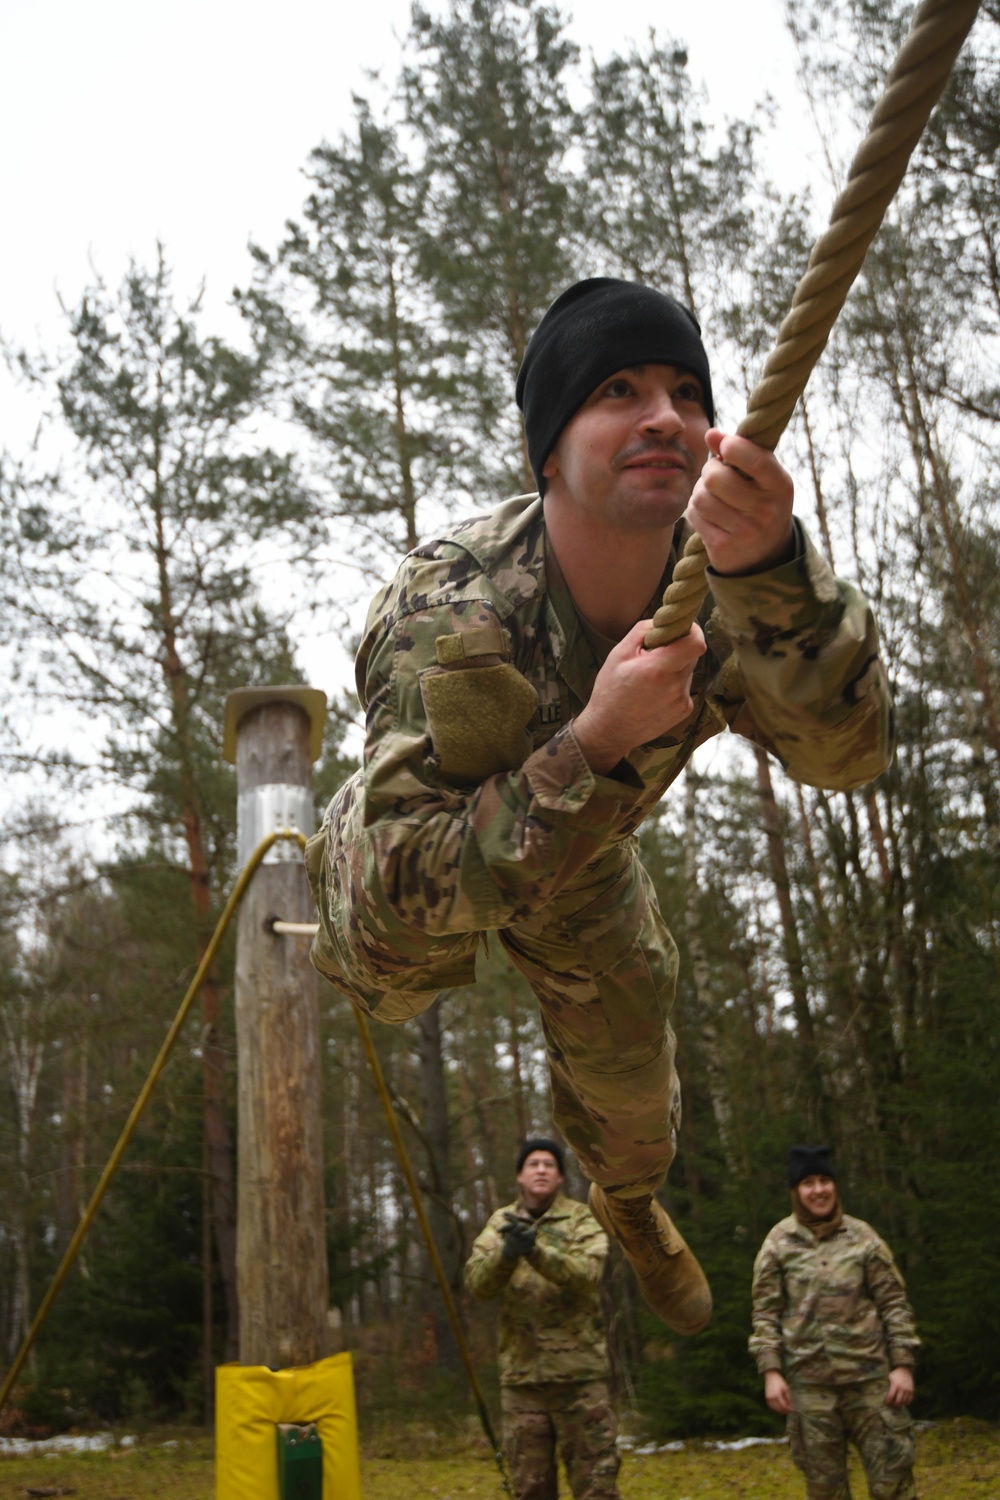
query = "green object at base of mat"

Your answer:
(277, 1421), (323, 1499)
